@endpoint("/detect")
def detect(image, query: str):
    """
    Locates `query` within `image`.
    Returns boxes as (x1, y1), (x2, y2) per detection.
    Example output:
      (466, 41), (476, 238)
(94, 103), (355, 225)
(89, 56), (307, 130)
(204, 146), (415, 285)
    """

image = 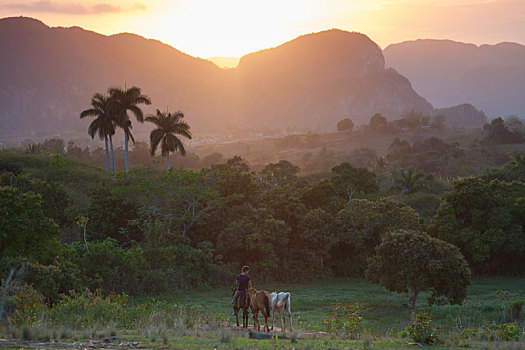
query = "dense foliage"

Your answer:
(1, 136), (524, 312)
